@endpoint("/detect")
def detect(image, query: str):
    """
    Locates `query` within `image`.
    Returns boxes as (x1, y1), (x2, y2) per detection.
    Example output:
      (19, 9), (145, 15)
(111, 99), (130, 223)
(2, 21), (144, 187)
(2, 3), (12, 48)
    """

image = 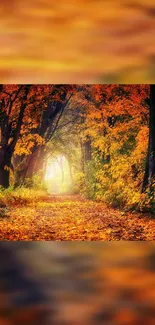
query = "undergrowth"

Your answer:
(0, 187), (47, 207)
